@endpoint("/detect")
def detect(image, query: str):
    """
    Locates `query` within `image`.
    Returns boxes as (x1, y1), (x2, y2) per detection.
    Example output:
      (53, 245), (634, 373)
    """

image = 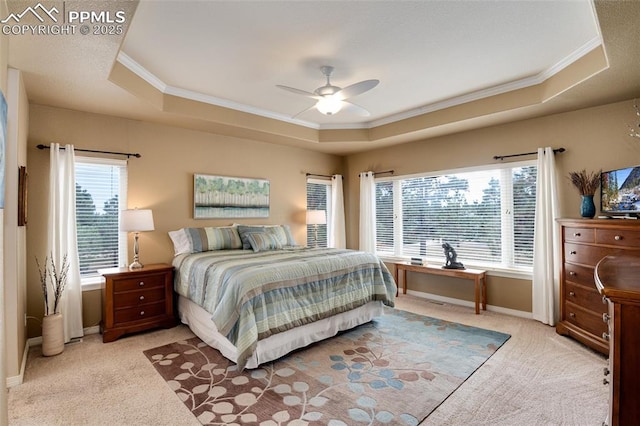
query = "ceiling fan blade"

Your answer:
(334, 79), (379, 101)
(291, 103), (317, 119)
(342, 101), (371, 117)
(276, 85), (321, 100)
